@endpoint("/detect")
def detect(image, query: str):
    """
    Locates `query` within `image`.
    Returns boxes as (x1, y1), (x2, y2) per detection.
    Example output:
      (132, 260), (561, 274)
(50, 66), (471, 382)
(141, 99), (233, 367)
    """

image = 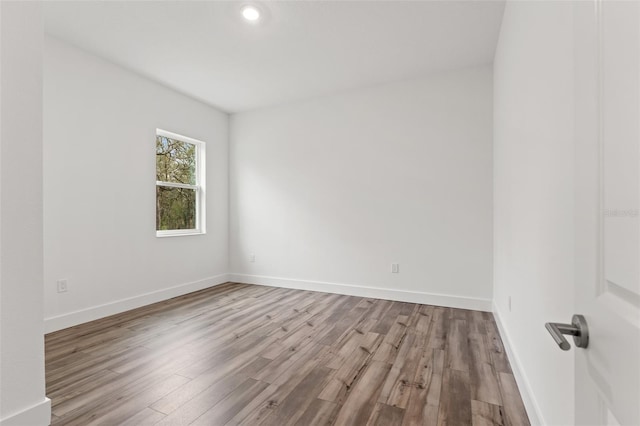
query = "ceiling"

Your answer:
(44, 1), (505, 113)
